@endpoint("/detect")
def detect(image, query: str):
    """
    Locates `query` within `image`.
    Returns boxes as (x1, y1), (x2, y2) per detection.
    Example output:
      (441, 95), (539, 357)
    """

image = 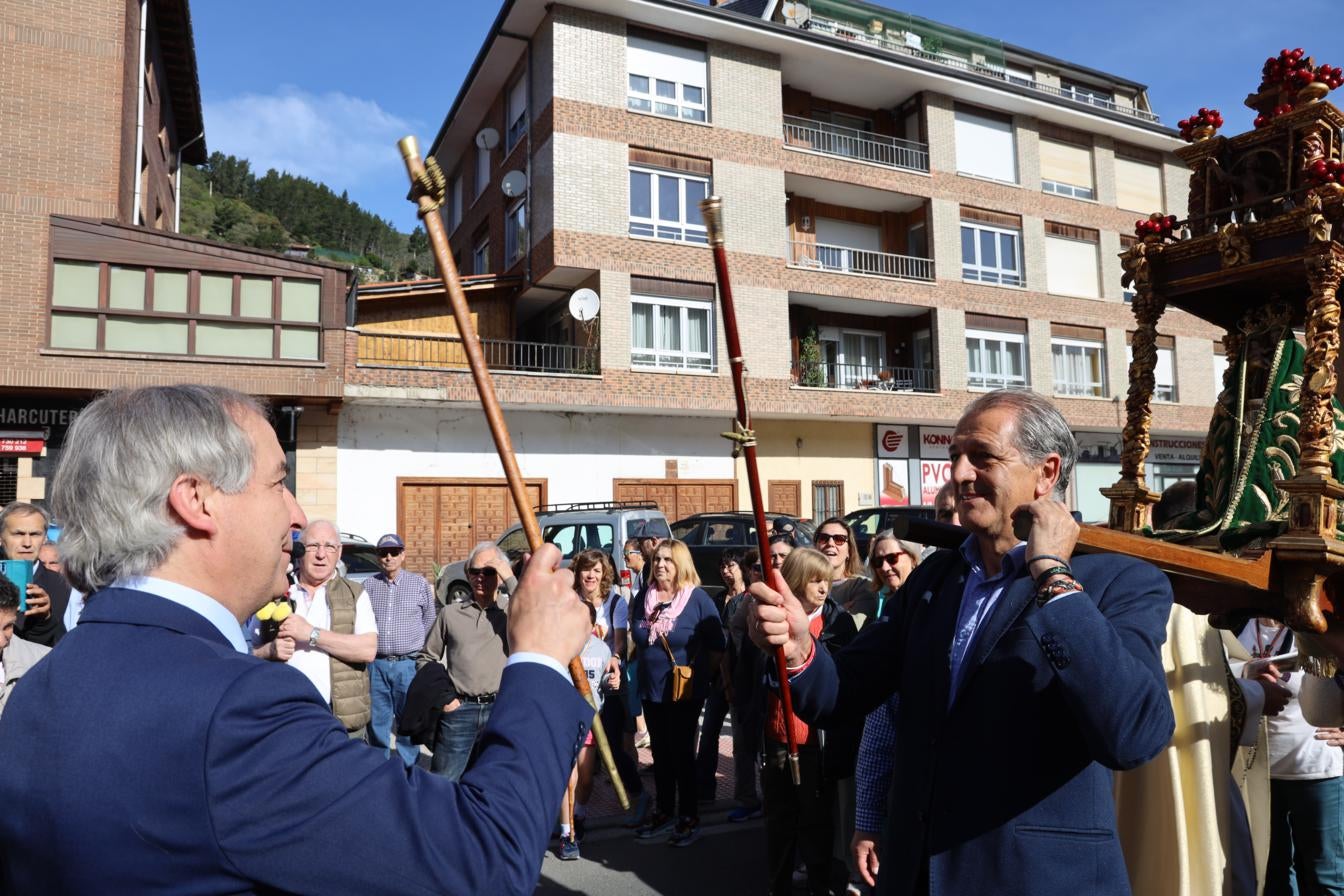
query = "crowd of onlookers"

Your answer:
(8, 466), (1344, 896)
